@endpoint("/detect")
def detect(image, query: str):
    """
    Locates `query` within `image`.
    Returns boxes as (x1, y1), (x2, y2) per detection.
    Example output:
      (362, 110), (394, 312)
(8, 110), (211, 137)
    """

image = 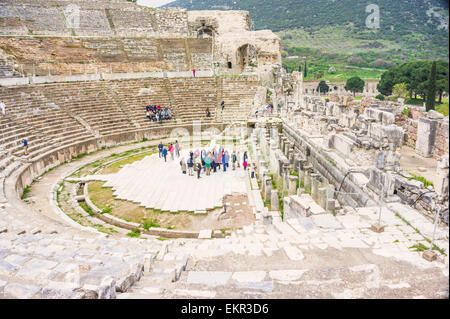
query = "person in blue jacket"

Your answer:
(158, 142), (163, 158)
(162, 147), (168, 162)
